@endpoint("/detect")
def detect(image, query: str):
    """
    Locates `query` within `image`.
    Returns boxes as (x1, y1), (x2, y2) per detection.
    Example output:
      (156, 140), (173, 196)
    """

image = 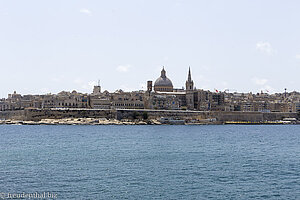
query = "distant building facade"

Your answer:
(1, 67), (300, 113)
